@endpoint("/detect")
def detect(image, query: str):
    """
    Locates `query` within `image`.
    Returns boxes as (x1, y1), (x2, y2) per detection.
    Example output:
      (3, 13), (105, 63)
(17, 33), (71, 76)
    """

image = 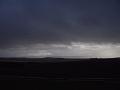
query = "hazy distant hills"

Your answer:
(0, 57), (120, 62)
